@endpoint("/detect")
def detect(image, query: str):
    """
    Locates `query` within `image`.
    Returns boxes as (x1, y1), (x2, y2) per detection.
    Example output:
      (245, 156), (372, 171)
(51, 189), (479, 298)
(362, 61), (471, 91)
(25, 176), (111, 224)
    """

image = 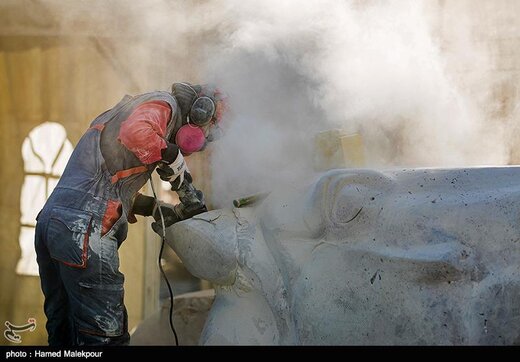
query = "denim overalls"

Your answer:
(35, 91), (180, 345)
